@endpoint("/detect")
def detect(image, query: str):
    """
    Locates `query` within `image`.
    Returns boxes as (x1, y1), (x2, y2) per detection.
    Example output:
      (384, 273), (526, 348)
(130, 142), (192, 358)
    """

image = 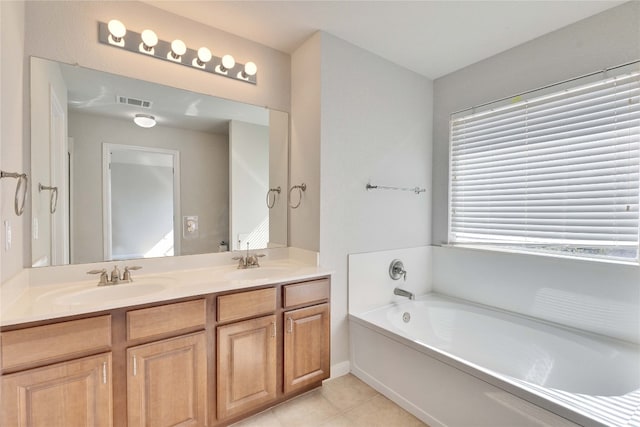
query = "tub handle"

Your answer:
(287, 317), (293, 334)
